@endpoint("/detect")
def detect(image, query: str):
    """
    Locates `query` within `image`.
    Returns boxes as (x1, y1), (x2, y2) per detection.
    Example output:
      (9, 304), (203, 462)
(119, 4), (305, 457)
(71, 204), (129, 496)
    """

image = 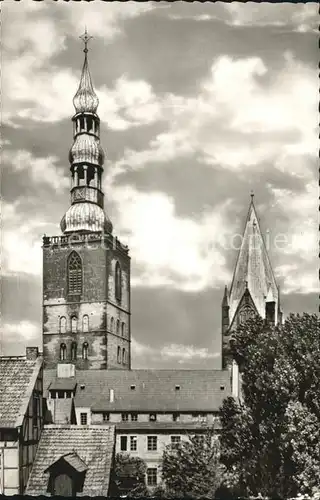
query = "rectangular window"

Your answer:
(121, 413), (129, 422)
(172, 413), (180, 422)
(120, 436), (127, 452)
(131, 413), (138, 421)
(117, 346), (121, 363)
(149, 413), (157, 422)
(147, 468), (157, 486)
(199, 414), (207, 423)
(171, 436), (181, 448)
(130, 436), (137, 451)
(147, 436), (157, 451)
(103, 412), (110, 422)
(80, 413), (87, 425)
